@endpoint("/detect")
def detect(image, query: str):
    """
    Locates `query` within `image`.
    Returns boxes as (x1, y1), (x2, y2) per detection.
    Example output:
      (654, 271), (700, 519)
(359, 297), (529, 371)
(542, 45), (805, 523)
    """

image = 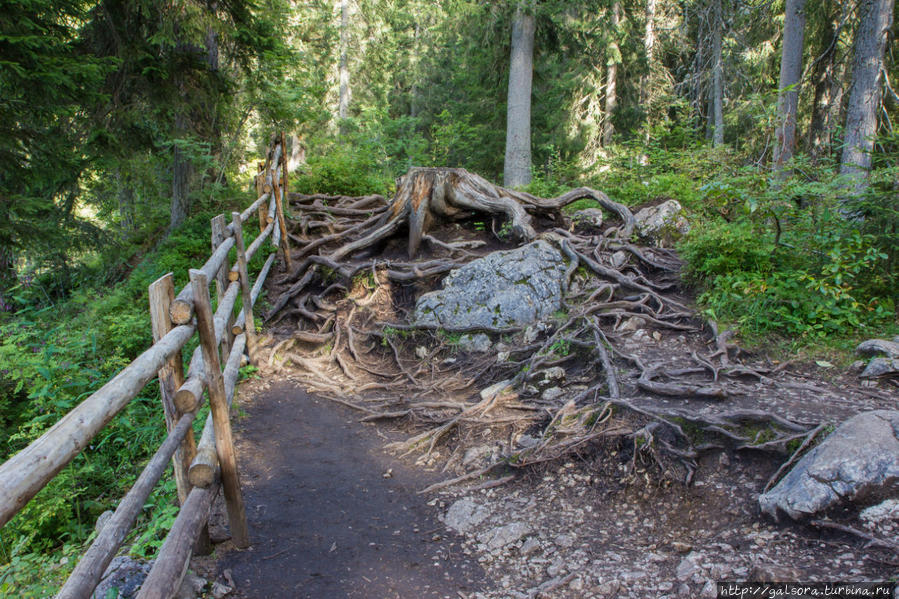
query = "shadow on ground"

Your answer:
(216, 378), (484, 598)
